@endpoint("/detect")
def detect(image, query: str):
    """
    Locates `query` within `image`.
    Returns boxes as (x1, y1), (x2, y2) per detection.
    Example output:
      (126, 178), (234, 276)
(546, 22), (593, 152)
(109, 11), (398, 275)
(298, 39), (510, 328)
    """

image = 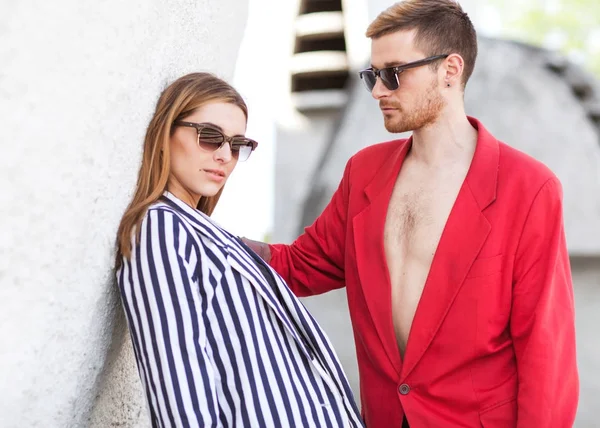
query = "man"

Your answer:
(244, 1), (579, 426)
